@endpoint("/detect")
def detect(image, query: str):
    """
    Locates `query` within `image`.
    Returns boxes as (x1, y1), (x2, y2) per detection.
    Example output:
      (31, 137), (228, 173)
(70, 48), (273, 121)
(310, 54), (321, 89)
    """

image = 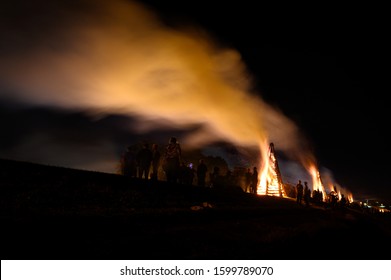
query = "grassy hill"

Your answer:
(1, 158), (390, 260)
